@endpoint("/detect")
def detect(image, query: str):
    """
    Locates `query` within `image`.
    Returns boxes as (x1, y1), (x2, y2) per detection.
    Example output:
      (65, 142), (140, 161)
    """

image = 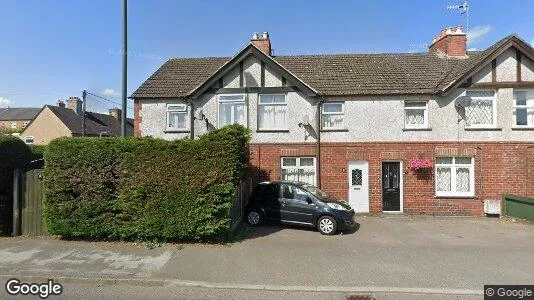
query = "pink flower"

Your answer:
(410, 158), (433, 171)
